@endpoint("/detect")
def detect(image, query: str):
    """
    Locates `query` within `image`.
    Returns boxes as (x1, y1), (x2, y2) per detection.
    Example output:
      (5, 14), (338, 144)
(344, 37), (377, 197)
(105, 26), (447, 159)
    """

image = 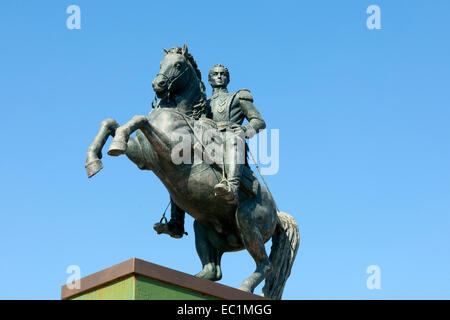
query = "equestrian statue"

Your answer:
(85, 44), (299, 299)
